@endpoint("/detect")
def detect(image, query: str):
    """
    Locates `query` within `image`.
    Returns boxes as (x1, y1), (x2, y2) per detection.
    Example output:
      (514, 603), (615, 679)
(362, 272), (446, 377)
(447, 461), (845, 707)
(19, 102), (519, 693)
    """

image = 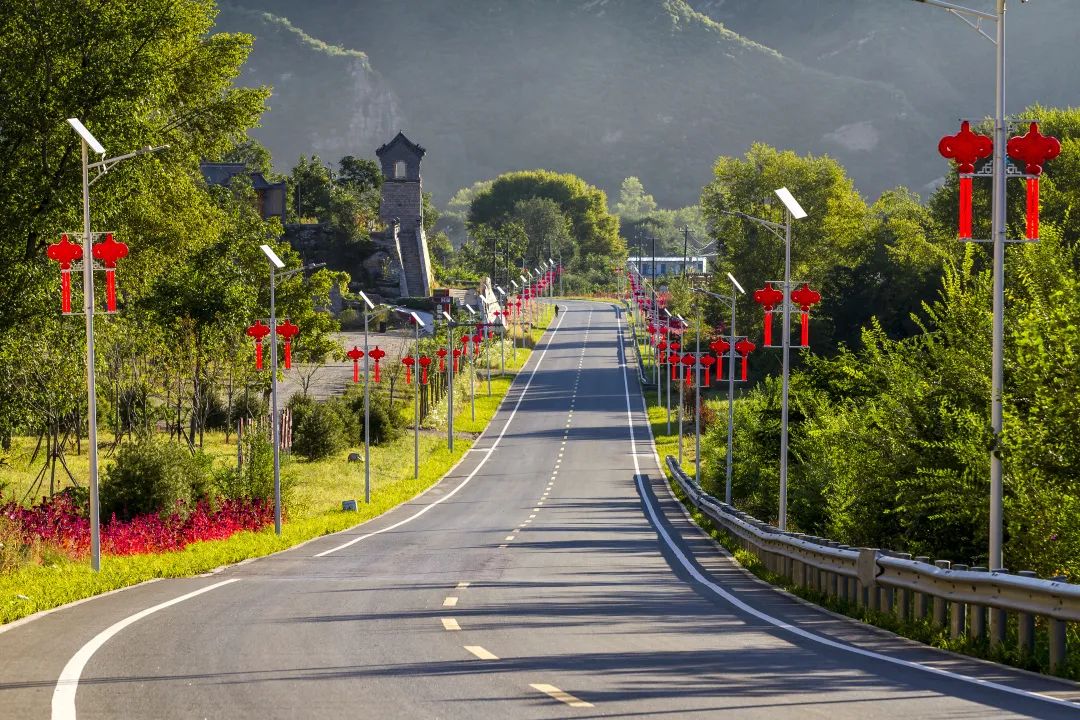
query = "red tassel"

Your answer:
(670, 361), (677, 381)
(374, 362), (381, 383)
(702, 364), (711, 388)
(763, 311), (773, 346)
(1027, 176), (1039, 240)
(61, 269), (72, 314)
(801, 311), (810, 347)
(684, 366), (692, 384)
(405, 366), (412, 384)
(255, 340), (264, 370)
(740, 356), (748, 382)
(421, 367), (428, 385)
(352, 361), (359, 383)
(105, 269), (117, 312)
(283, 340), (292, 370)
(959, 175), (973, 240)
